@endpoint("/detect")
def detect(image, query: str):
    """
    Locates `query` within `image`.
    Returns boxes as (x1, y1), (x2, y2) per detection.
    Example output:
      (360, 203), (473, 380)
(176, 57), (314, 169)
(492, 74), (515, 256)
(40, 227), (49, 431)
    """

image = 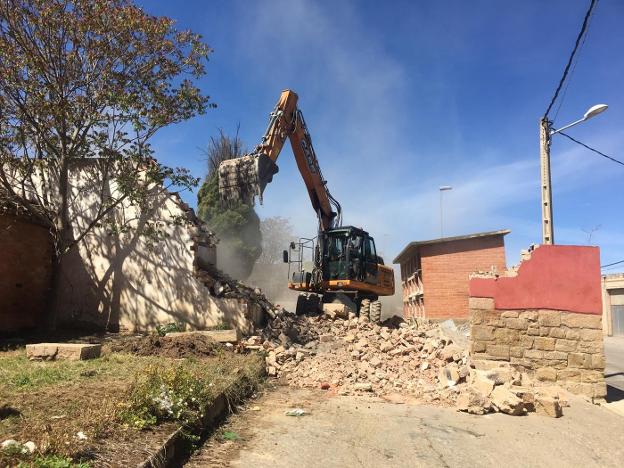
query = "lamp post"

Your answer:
(539, 104), (608, 245)
(439, 185), (452, 238)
